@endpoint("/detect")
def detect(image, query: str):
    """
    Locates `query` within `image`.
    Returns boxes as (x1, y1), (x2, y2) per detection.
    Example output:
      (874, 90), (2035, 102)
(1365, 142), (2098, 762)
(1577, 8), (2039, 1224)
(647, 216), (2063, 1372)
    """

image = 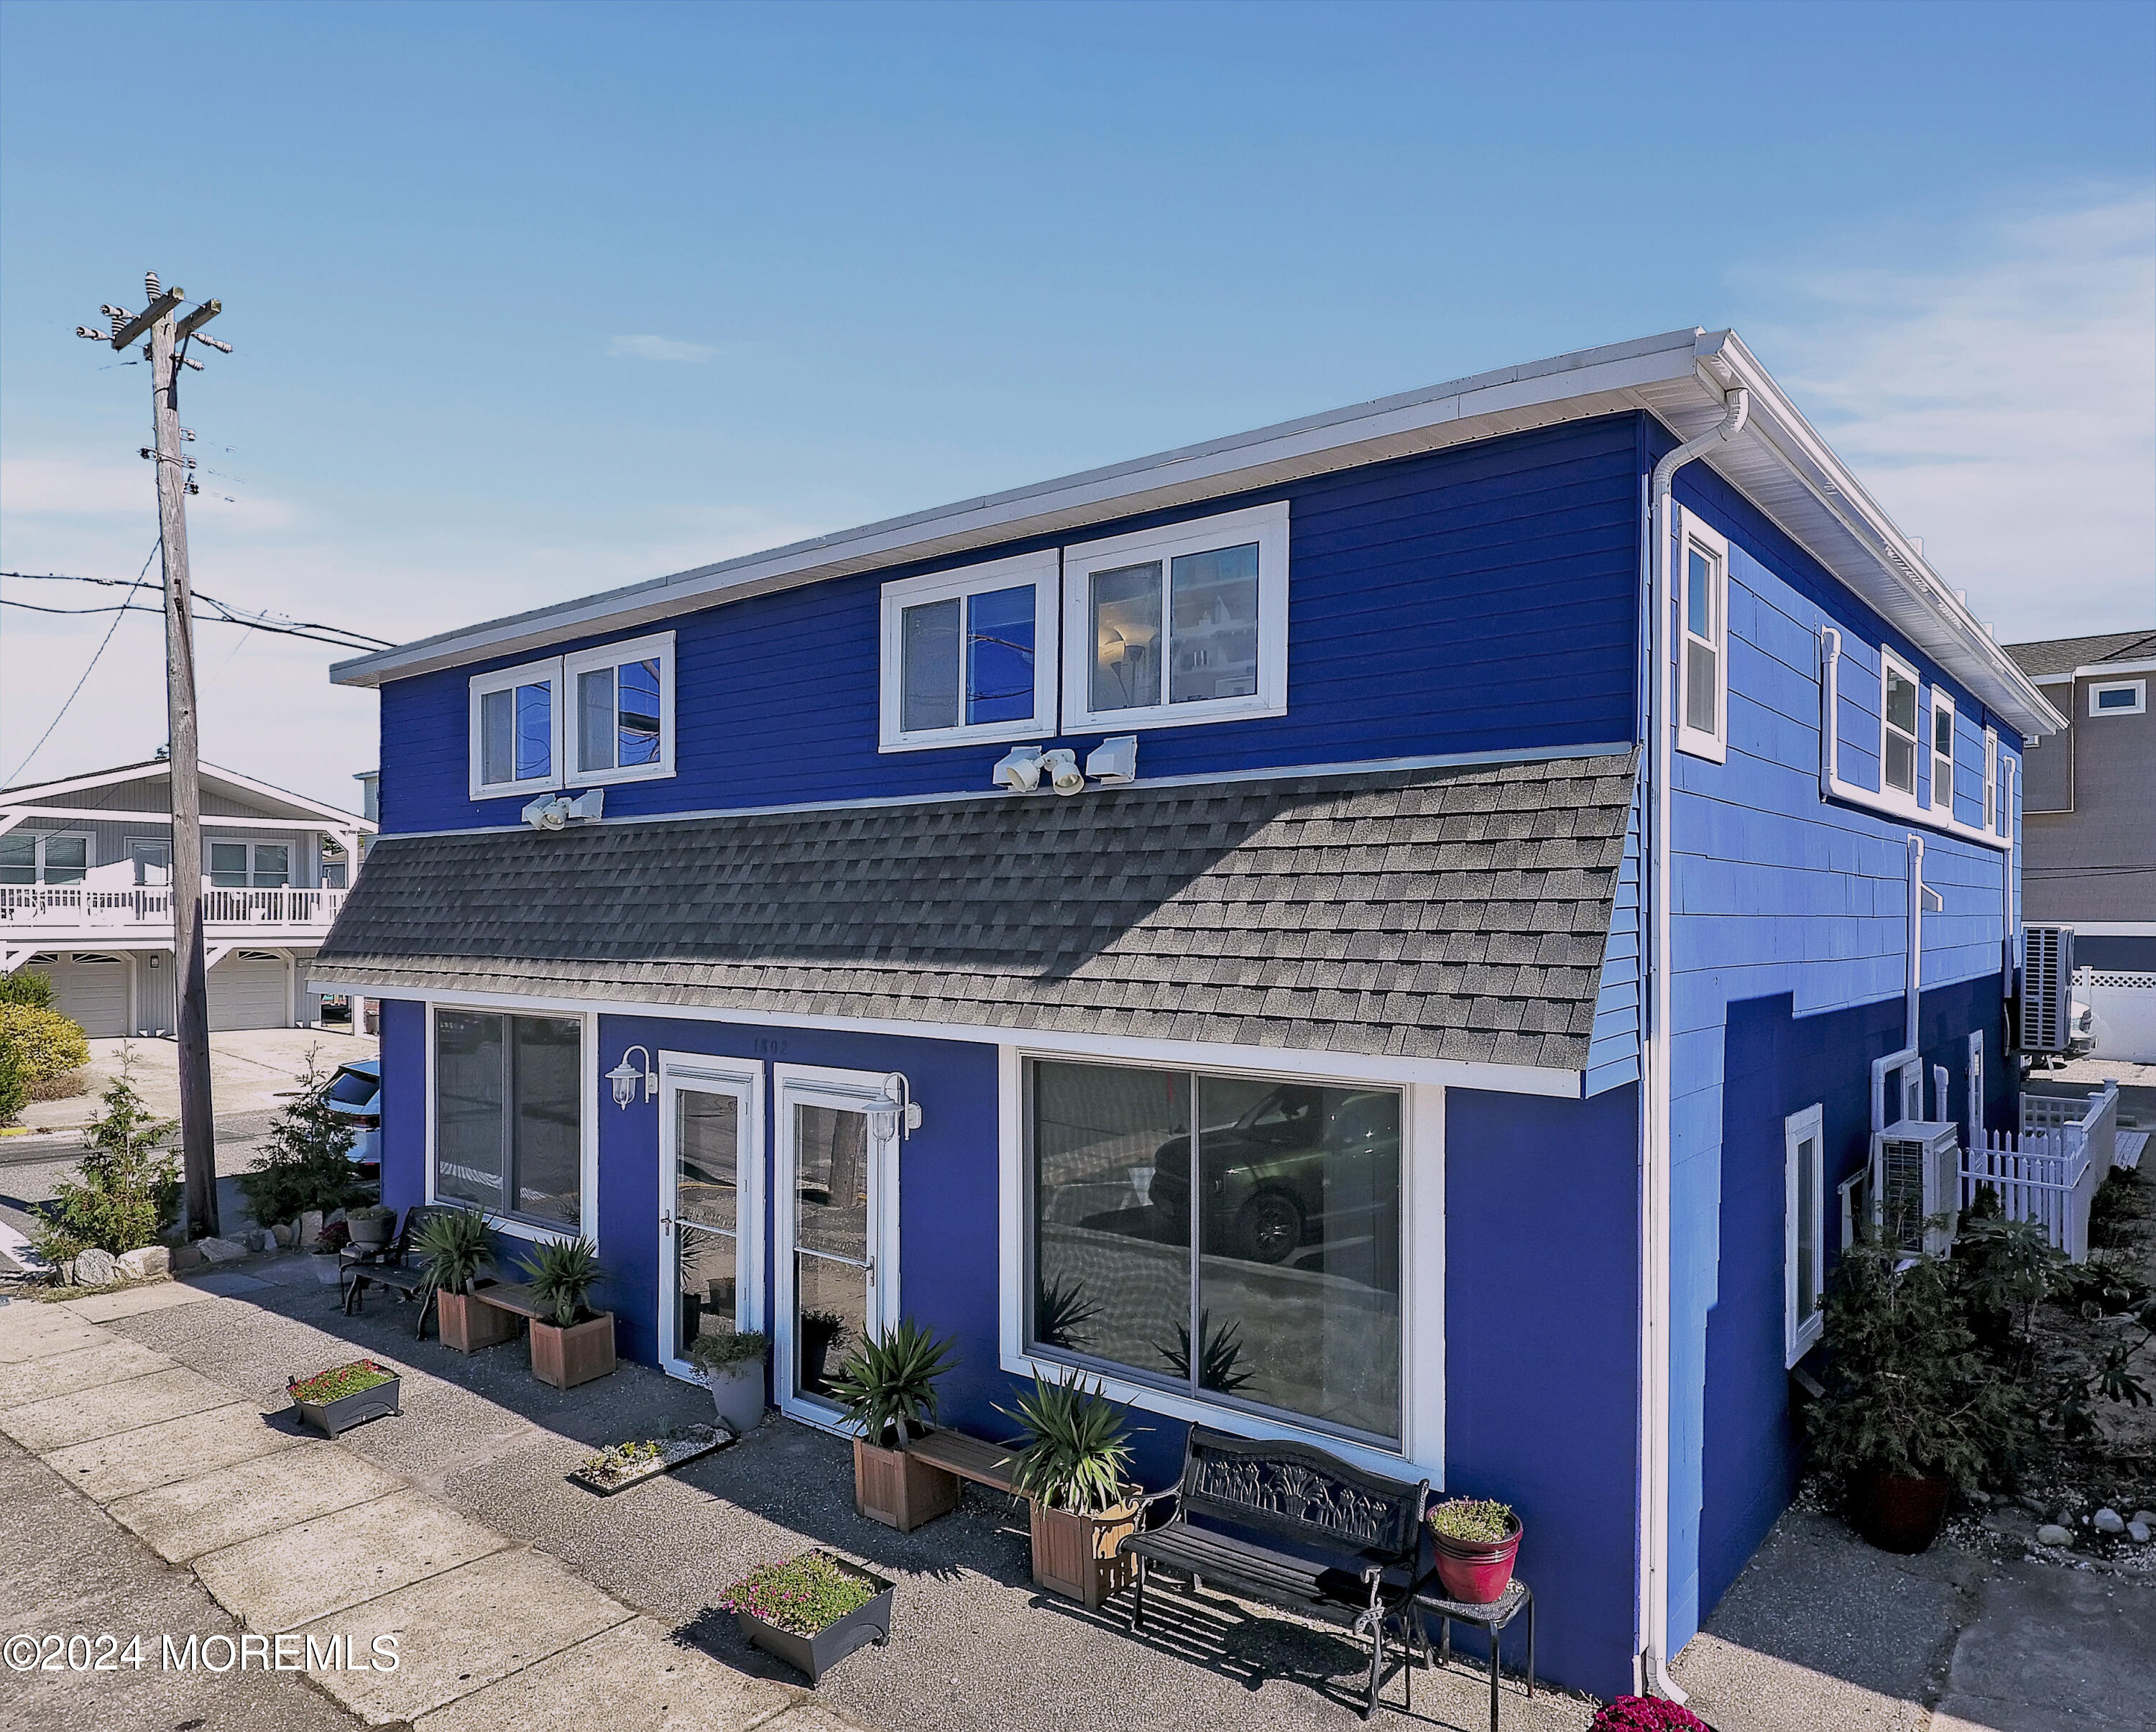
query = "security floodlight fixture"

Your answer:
(1043, 749), (1084, 796)
(522, 794), (568, 830)
(992, 746), (1045, 793)
(606, 1046), (657, 1108)
(1084, 735), (1138, 785)
(865, 1072), (921, 1143)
